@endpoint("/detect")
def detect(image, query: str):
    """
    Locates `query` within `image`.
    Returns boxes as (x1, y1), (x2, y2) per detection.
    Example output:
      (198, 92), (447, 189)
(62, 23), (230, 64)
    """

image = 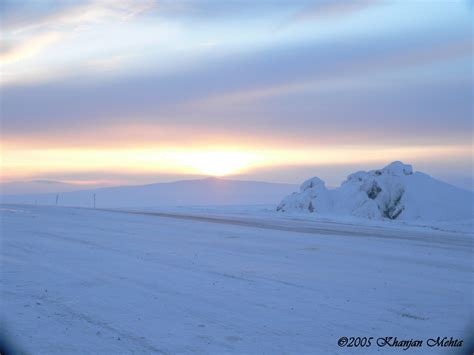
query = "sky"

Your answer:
(1, 0), (473, 191)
